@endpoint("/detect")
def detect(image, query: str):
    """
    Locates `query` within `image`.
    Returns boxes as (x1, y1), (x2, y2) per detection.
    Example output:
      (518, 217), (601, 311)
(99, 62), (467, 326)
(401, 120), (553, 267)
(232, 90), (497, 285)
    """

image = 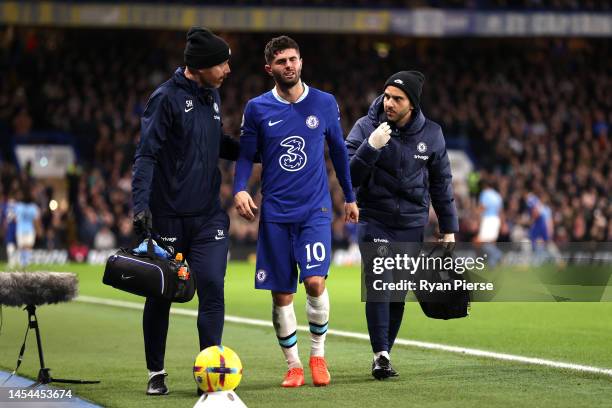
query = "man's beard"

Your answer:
(272, 69), (301, 89)
(385, 108), (411, 125)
